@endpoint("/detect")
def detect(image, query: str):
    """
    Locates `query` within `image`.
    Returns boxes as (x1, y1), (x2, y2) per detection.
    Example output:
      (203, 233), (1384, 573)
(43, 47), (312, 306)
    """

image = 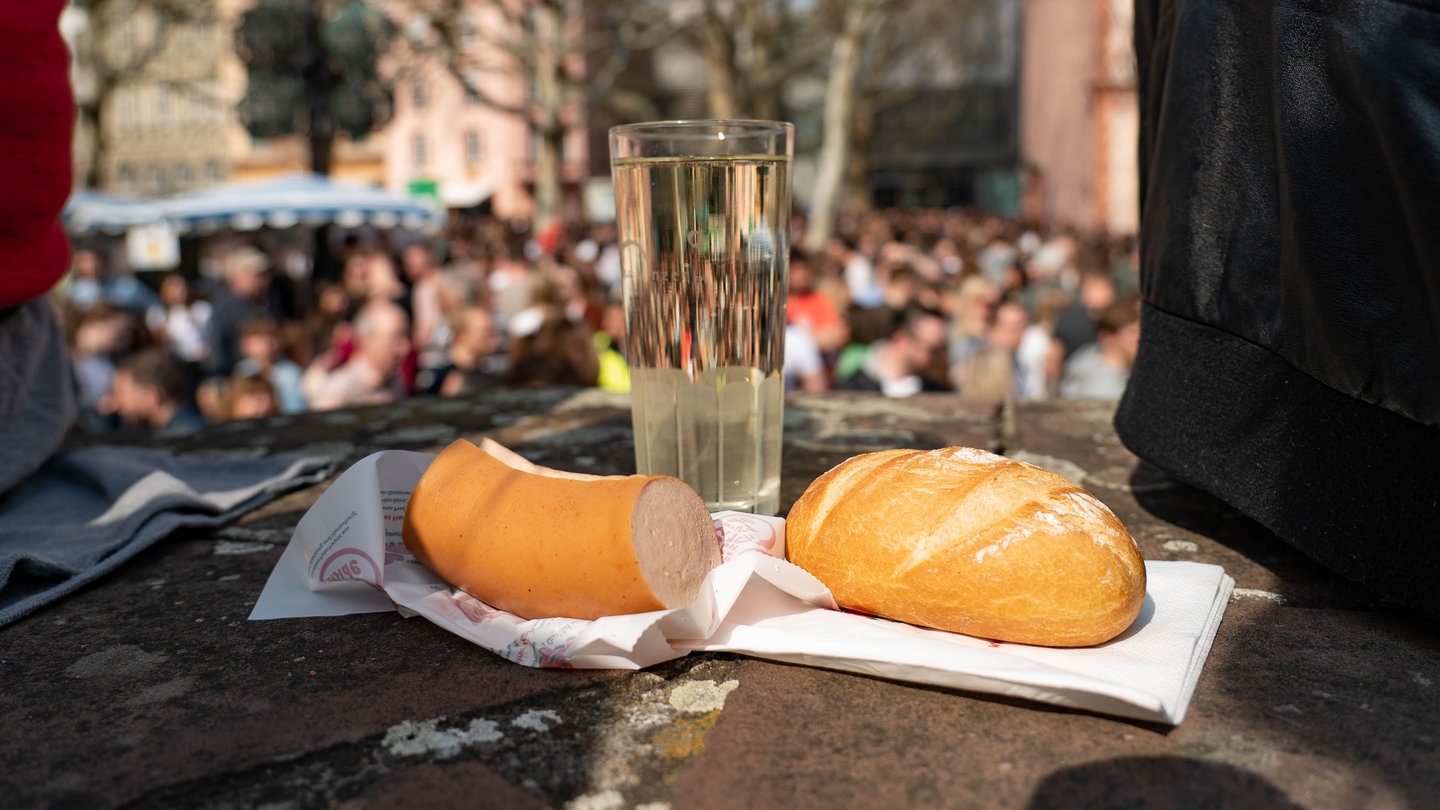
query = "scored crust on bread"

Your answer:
(785, 446), (1146, 647)
(402, 438), (720, 620)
